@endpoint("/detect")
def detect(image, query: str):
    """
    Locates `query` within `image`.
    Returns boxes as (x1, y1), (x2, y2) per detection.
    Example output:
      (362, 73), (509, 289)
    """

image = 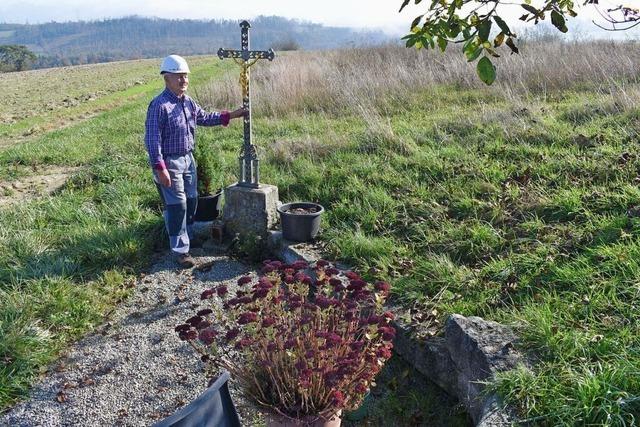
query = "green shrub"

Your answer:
(194, 144), (223, 196)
